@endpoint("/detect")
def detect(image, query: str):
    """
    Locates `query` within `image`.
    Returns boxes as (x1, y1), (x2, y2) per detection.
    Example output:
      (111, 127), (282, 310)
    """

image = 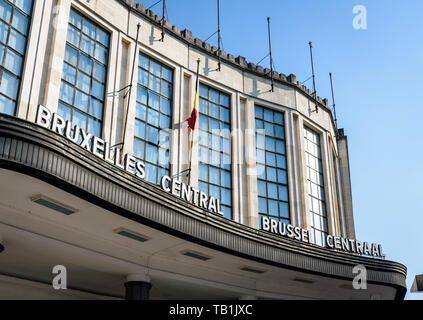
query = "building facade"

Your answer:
(0, 0), (406, 300)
